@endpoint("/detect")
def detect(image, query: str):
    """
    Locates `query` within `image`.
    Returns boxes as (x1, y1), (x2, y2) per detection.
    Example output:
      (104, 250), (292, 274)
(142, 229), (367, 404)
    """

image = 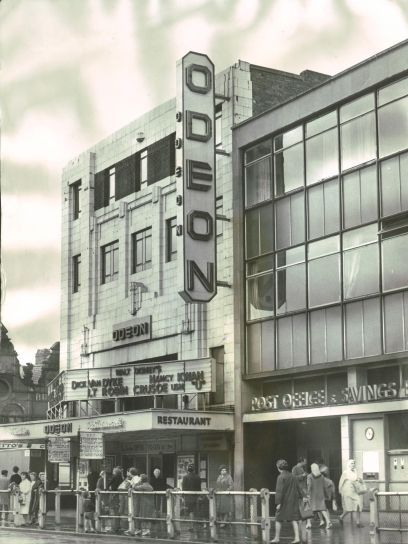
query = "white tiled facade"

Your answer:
(60, 62), (254, 409)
